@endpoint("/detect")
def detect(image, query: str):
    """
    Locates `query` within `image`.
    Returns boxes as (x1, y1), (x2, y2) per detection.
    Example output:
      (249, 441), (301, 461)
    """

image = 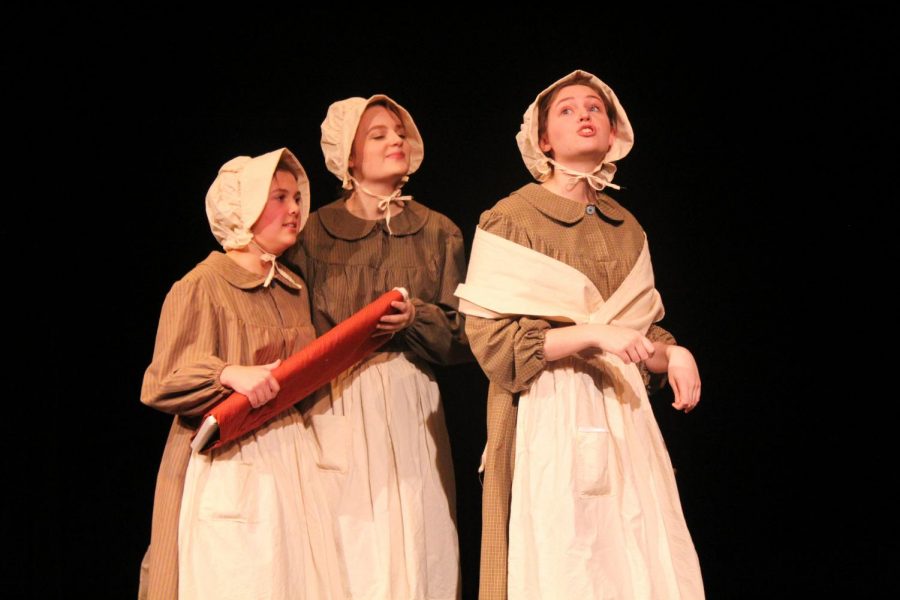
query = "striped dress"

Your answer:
(285, 198), (471, 600)
(140, 252), (342, 599)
